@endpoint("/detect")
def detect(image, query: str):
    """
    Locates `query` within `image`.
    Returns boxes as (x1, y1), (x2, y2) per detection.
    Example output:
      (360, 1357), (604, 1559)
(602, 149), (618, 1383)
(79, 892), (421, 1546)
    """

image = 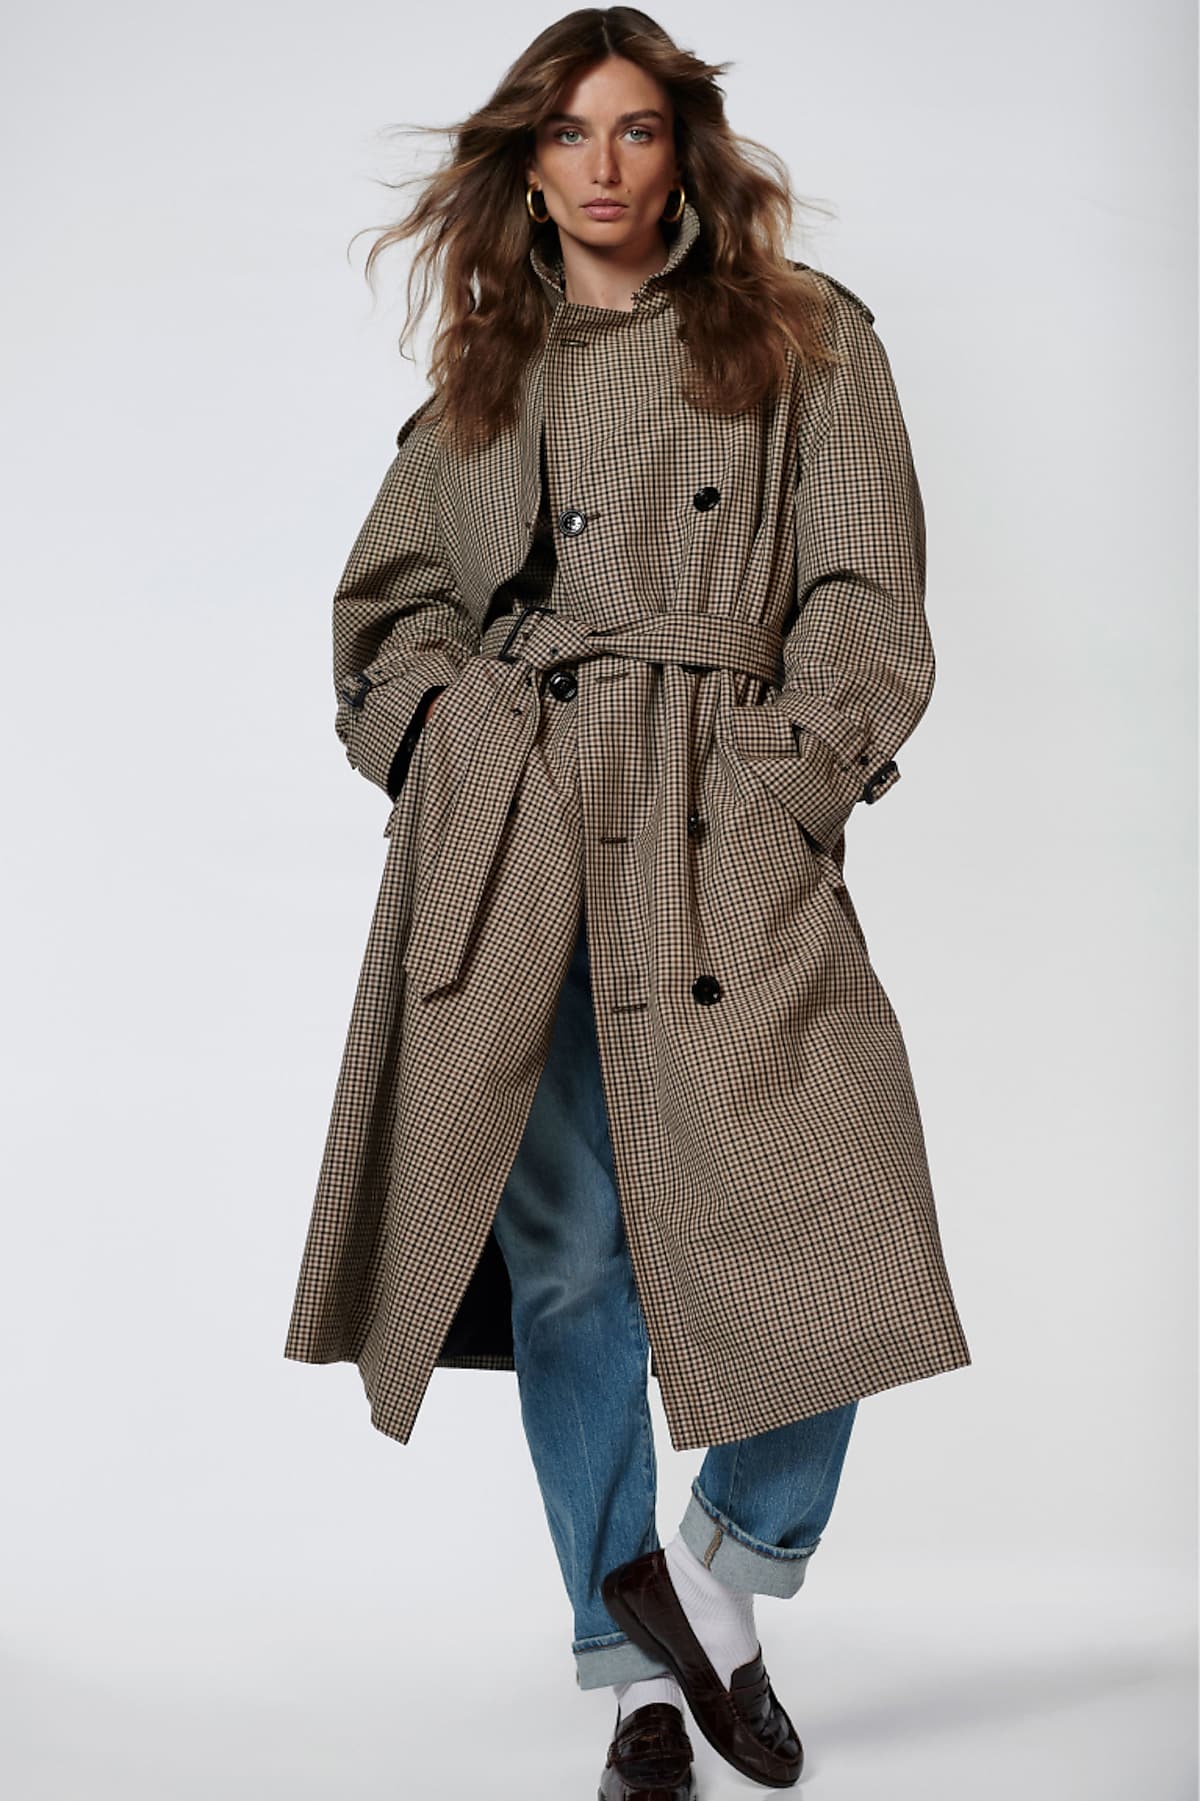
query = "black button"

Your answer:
(547, 667), (578, 702)
(558, 508), (587, 536)
(692, 487), (720, 512)
(858, 752), (870, 766)
(691, 974), (722, 1005)
(686, 811), (704, 837)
